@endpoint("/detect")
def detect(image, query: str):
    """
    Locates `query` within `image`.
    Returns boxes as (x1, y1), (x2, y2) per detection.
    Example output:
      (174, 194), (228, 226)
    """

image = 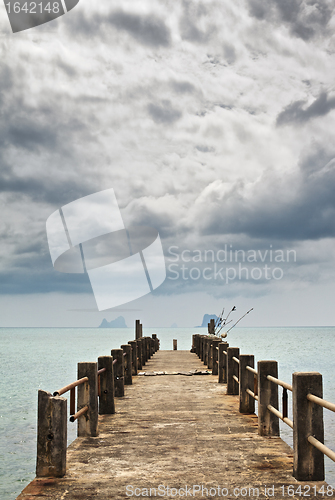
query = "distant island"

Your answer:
(170, 323), (178, 328)
(196, 314), (219, 328)
(99, 316), (127, 328)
